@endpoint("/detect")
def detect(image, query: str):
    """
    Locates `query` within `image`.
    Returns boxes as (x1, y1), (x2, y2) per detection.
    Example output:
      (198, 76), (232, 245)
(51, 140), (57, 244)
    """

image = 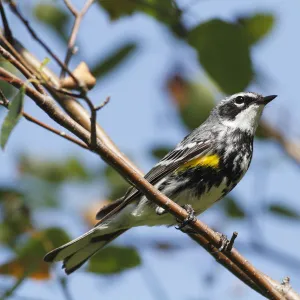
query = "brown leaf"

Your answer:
(60, 62), (96, 90)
